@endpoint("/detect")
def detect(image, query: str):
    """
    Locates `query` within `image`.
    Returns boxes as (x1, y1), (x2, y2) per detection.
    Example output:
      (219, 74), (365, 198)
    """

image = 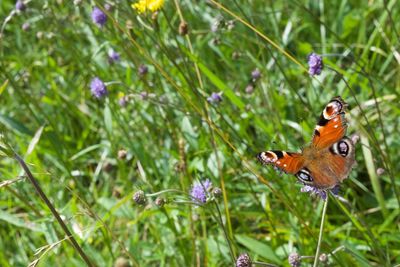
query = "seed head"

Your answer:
(133, 190), (146, 205)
